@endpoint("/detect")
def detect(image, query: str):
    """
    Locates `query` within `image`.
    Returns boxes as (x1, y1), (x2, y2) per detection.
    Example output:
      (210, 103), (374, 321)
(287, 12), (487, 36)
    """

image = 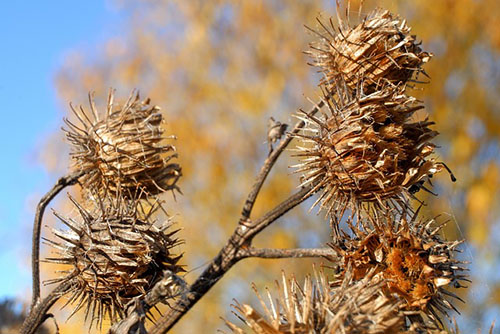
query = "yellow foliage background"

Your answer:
(37, 0), (500, 332)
